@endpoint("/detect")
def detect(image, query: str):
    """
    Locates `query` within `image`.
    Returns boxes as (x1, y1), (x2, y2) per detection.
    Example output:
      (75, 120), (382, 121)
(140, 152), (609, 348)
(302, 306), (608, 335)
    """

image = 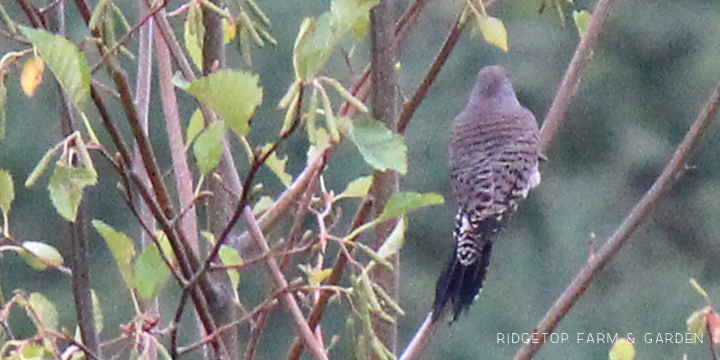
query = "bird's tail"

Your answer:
(431, 241), (494, 323)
